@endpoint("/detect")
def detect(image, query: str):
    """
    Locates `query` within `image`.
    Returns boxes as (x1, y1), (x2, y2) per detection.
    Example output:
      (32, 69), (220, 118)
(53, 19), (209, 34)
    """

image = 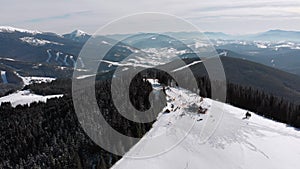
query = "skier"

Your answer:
(243, 111), (251, 119)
